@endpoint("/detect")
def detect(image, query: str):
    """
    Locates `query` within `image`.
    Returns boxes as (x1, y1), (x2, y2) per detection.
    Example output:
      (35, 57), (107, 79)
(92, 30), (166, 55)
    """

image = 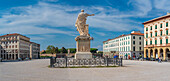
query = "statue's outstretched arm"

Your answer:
(85, 13), (95, 16)
(89, 14), (95, 16)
